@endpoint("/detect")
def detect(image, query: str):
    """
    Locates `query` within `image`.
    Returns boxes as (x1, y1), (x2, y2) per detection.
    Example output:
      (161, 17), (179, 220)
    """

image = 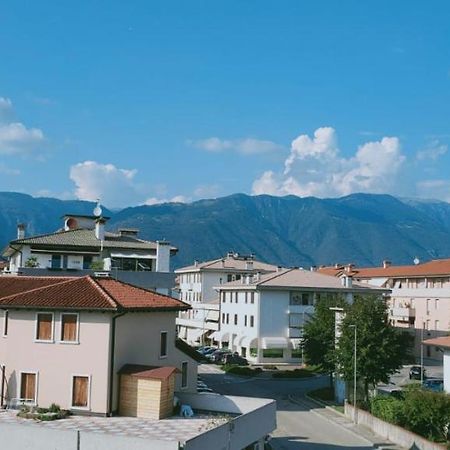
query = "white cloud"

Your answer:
(416, 141), (448, 161)
(252, 127), (406, 198)
(0, 96), (45, 155)
(416, 179), (450, 202)
(0, 162), (20, 176)
(70, 161), (139, 207)
(189, 137), (281, 155)
(144, 195), (191, 205)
